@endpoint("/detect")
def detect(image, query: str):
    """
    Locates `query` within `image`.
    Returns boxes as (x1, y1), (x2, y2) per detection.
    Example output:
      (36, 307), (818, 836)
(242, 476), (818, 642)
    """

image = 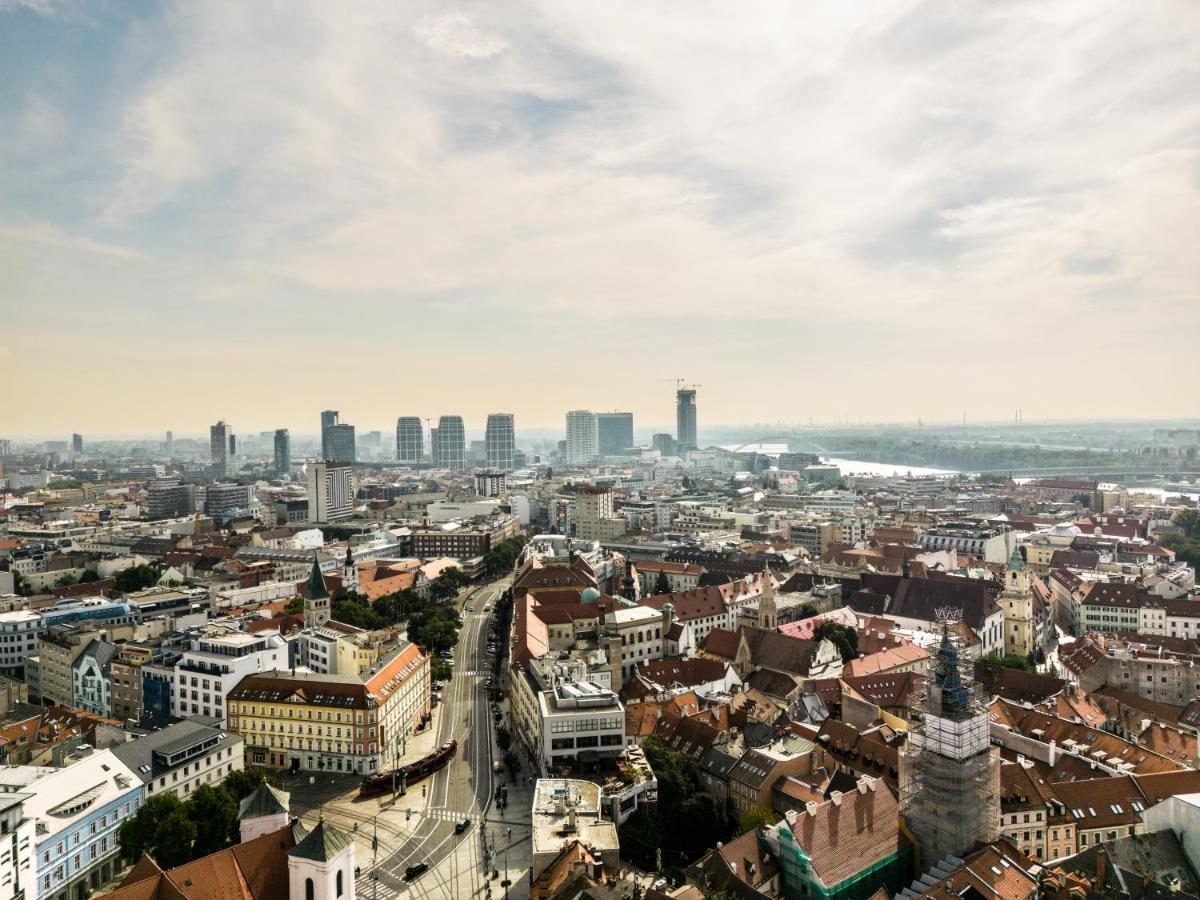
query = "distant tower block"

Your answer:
(899, 610), (1000, 871)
